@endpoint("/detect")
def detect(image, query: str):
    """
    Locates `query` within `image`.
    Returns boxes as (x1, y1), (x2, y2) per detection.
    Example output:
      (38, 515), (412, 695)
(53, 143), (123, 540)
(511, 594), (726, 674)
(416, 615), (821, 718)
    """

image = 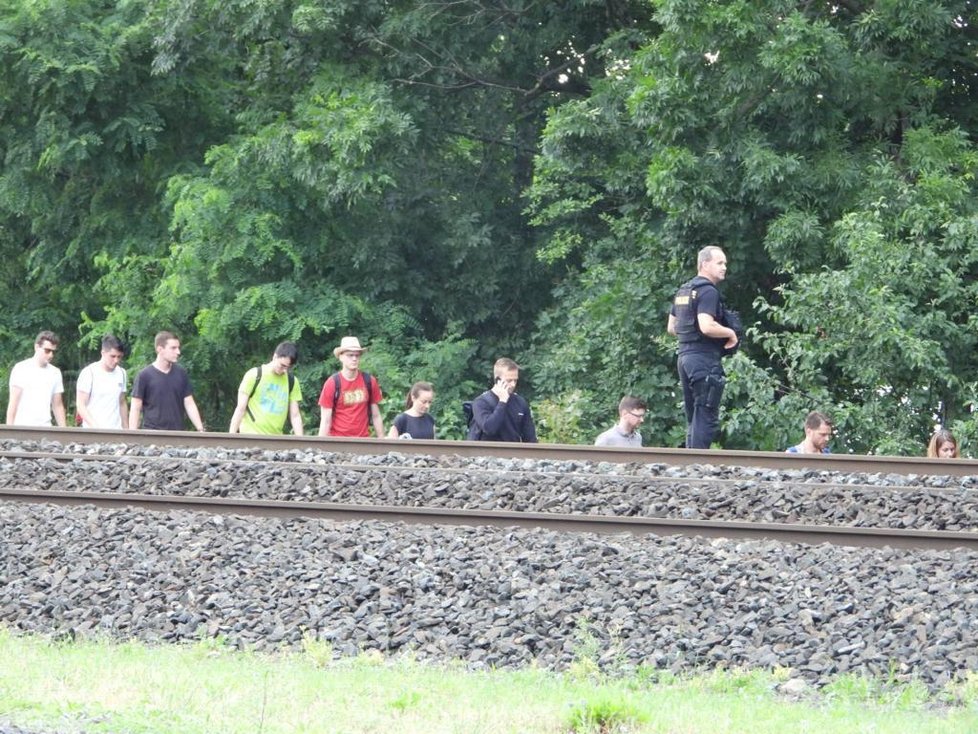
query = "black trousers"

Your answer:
(678, 351), (725, 449)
